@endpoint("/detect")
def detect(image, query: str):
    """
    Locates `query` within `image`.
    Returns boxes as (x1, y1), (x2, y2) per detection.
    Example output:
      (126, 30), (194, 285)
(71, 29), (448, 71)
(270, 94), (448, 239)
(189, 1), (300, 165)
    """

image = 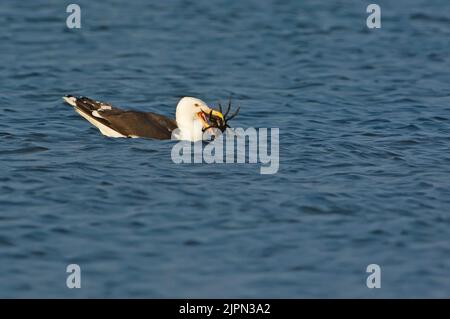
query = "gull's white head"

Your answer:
(175, 97), (224, 141)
